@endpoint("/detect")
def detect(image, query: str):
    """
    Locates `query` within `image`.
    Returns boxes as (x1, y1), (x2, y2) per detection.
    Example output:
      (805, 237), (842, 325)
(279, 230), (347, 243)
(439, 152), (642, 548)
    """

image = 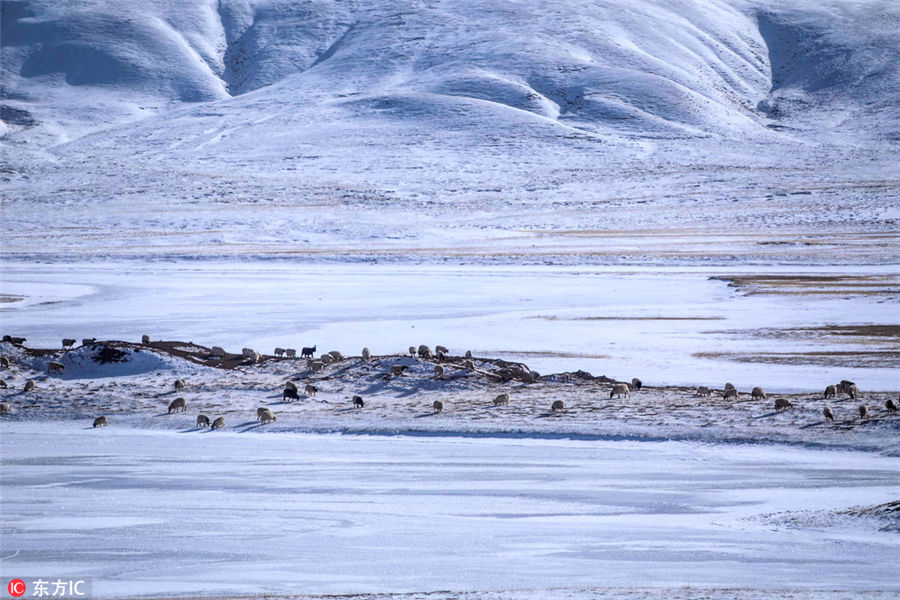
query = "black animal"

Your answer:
(353, 395), (364, 408)
(886, 399), (898, 413)
(631, 378), (642, 390)
(283, 388), (300, 402)
(301, 345), (317, 358)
